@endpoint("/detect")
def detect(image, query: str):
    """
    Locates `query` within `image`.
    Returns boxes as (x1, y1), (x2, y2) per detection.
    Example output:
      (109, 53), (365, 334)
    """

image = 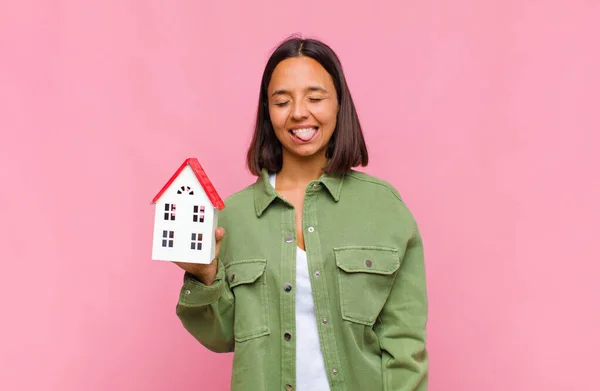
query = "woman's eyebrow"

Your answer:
(307, 86), (327, 93)
(271, 89), (288, 97)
